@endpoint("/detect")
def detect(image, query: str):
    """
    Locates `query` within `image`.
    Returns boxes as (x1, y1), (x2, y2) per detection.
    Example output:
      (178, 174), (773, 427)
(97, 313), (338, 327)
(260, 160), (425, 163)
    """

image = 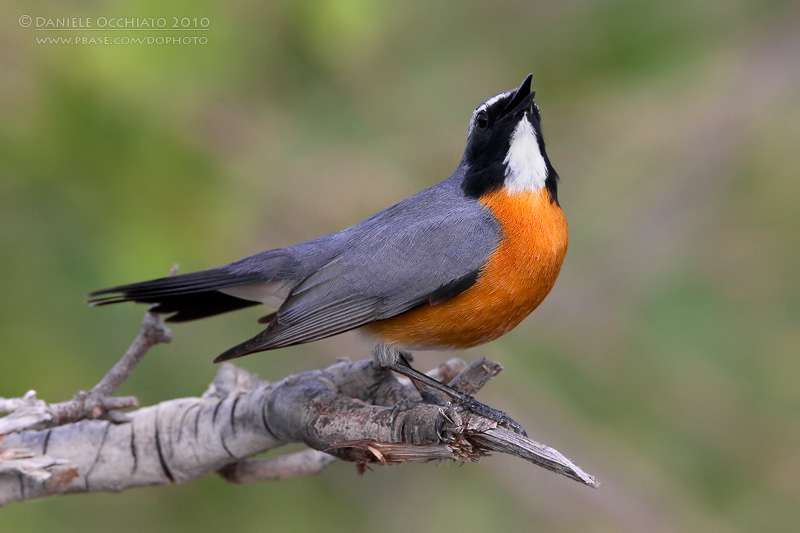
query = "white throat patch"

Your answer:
(503, 112), (548, 193)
